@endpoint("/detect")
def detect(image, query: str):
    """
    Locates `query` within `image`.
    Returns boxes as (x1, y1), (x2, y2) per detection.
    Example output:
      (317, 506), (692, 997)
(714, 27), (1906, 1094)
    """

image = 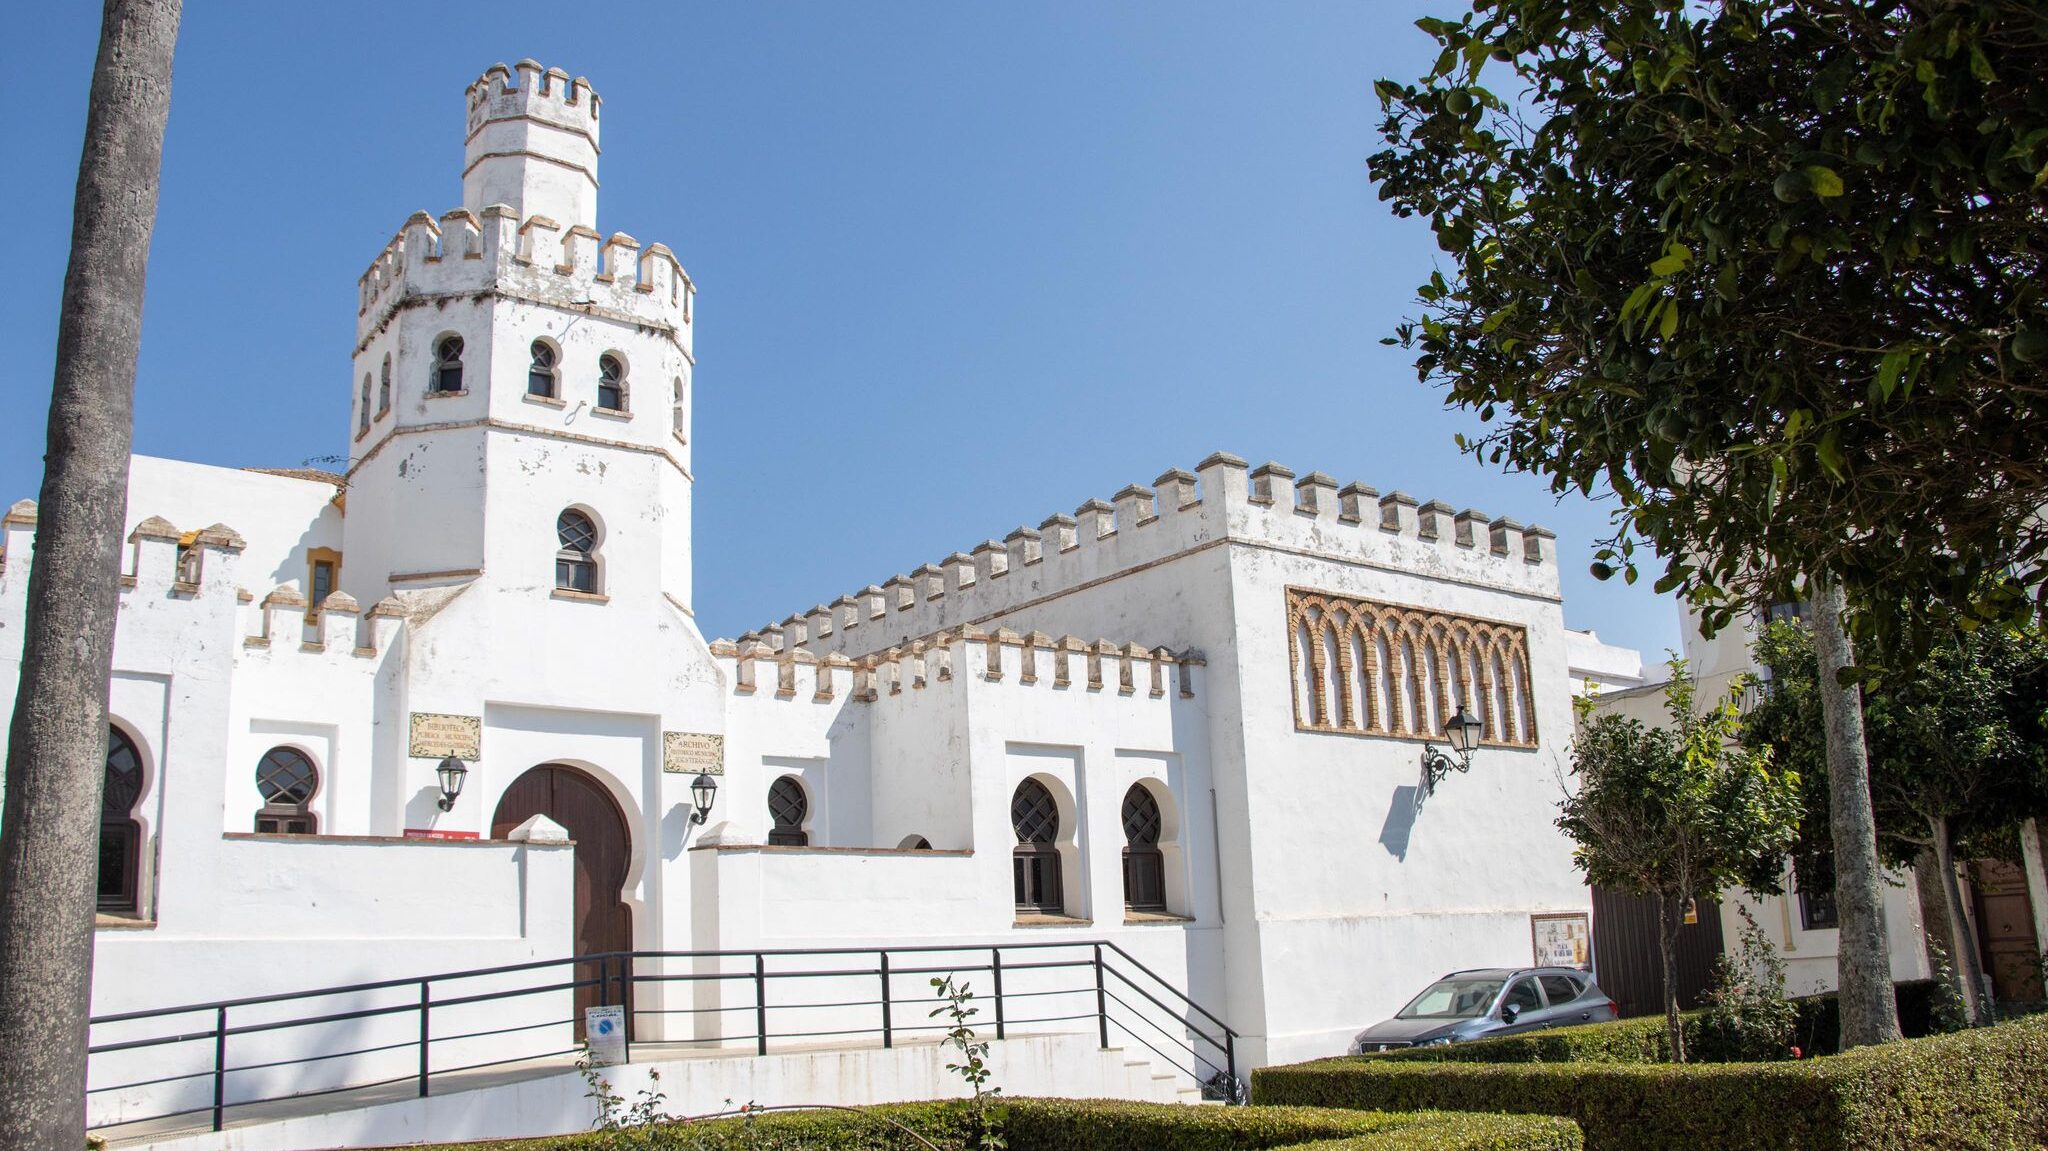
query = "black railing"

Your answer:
(85, 940), (1239, 1137)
